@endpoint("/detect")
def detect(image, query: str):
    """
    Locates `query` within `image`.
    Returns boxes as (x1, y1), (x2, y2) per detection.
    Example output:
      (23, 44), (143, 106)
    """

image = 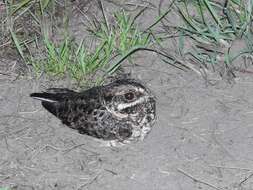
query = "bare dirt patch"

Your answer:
(1, 0), (253, 190)
(2, 52), (253, 190)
